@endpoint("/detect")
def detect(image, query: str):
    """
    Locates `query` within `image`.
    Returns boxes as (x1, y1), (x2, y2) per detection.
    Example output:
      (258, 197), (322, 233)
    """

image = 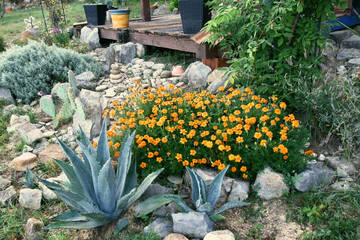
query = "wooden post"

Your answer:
(140, 0), (151, 22)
